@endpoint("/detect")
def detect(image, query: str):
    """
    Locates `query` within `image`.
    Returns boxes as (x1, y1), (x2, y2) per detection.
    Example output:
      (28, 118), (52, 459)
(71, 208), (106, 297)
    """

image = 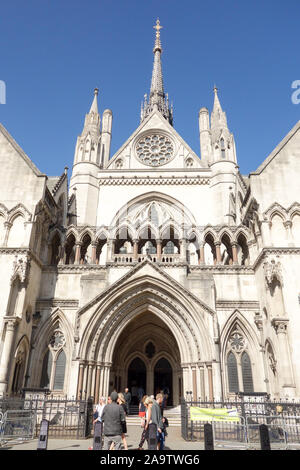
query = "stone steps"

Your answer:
(127, 406), (182, 427)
